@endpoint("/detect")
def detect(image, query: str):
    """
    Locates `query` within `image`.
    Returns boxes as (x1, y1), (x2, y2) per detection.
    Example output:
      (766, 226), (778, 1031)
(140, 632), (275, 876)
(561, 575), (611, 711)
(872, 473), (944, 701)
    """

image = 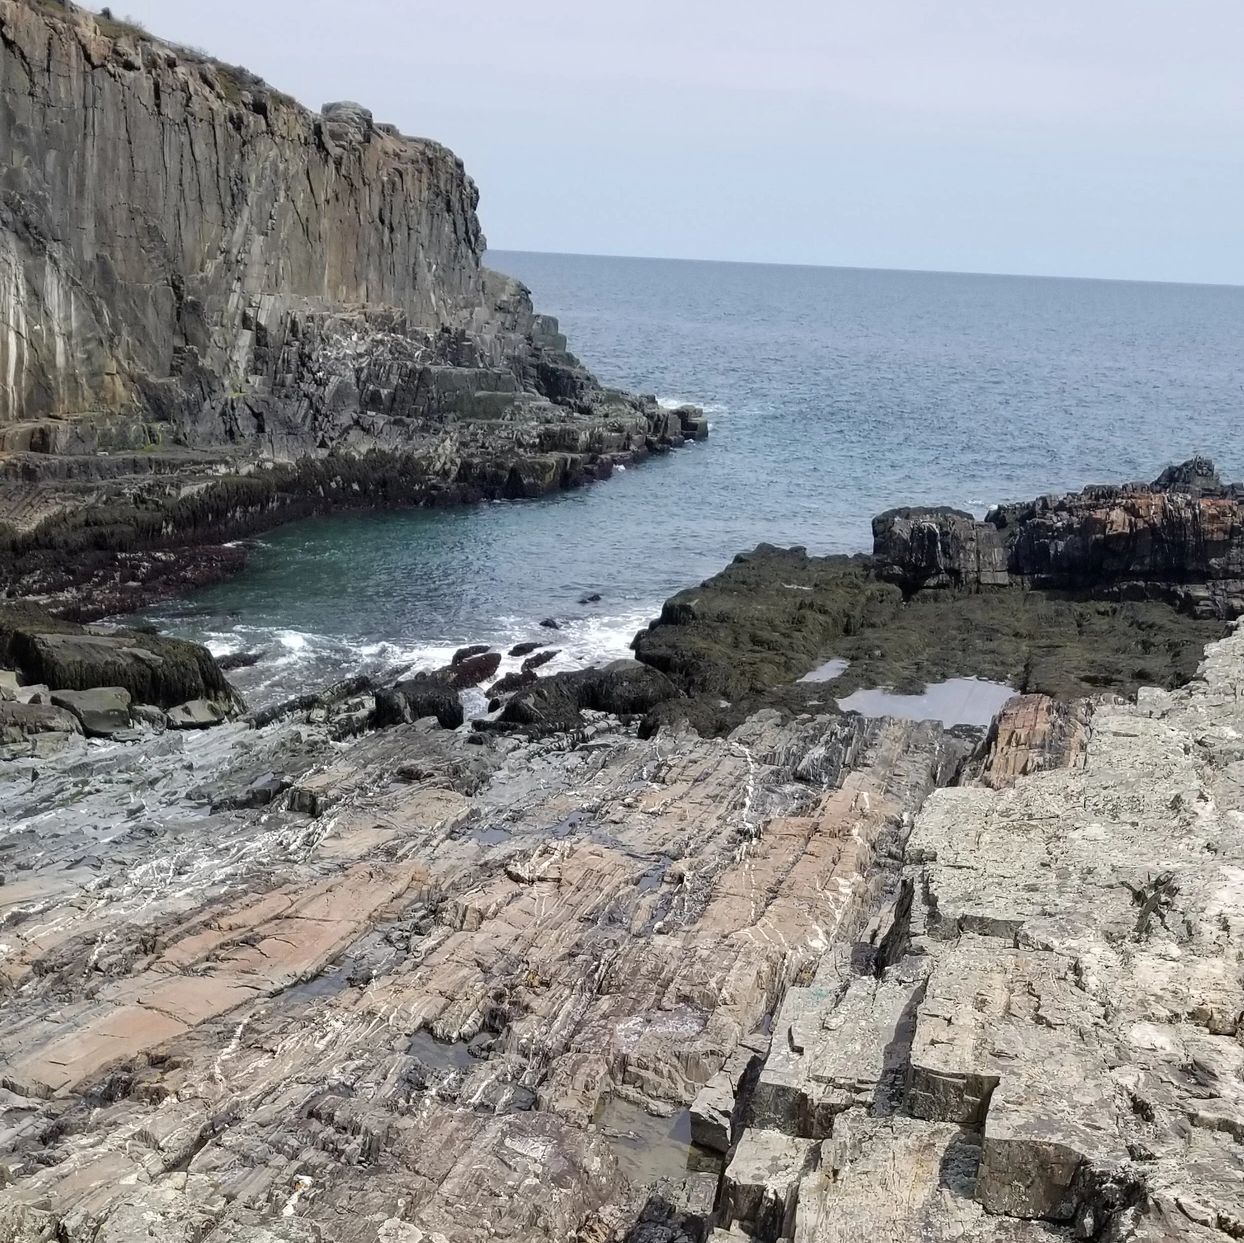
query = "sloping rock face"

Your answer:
(0, 0), (703, 612)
